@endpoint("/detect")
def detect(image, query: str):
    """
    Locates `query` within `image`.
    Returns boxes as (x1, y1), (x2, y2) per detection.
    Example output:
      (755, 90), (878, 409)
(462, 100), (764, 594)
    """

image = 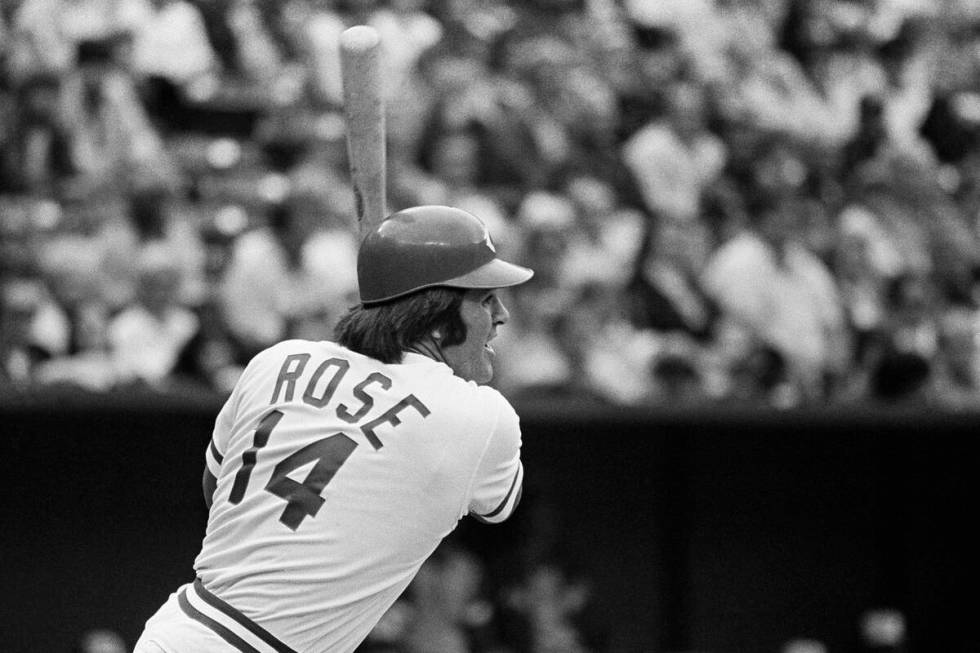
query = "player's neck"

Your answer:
(405, 338), (445, 365)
